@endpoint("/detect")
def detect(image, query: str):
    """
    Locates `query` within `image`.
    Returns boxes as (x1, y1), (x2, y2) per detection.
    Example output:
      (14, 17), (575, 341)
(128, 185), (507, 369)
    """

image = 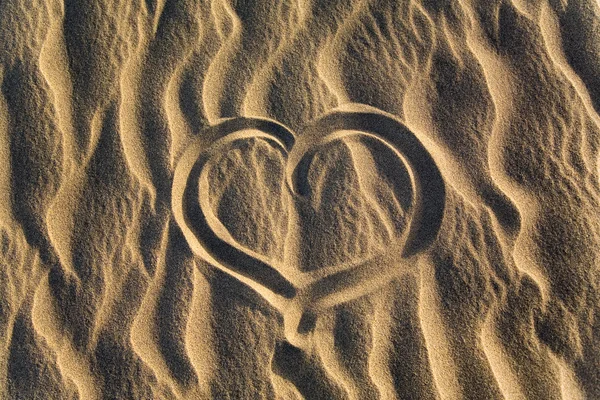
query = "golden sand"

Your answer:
(1, 0), (599, 398)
